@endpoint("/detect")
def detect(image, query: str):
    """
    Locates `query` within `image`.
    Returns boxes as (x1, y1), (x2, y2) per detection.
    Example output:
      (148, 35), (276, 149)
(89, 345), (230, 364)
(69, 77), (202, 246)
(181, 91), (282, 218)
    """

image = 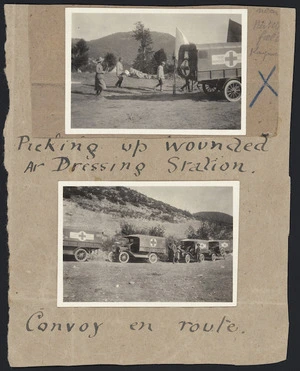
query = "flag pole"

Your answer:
(172, 54), (176, 95)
